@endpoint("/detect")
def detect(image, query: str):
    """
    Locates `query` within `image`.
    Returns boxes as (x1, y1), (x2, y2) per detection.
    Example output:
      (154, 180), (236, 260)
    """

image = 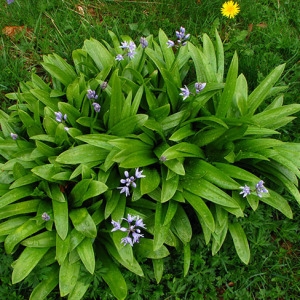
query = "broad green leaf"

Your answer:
(59, 256), (81, 297)
(186, 159), (239, 190)
(29, 264), (59, 300)
(161, 170), (179, 203)
(56, 144), (109, 164)
(136, 239), (170, 259)
(105, 241), (144, 276)
(31, 164), (60, 182)
(153, 202), (171, 251)
(52, 199), (69, 240)
(0, 216), (29, 236)
(163, 200), (178, 225)
(216, 52), (238, 117)
(21, 231), (56, 248)
(5, 219), (44, 254)
(169, 124), (195, 142)
(69, 208), (97, 238)
(56, 233), (71, 265)
(183, 190), (215, 232)
(183, 242), (191, 277)
(12, 247), (50, 284)
(140, 168), (161, 195)
(99, 248), (127, 300)
(67, 274), (93, 300)
(228, 222), (250, 264)
(0, 185), (33, 209)
(42, 53), (77, 86)
(248, 64), (285, 115)
(0, 200), (39, 220)
(76, 238), (95, 274)
(152, 259), (164, 284)
(183, 177), (240, 208)
(262, 189), (292, 219)
(84, 38), (115, 71)
(171, 205), (192, 244)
